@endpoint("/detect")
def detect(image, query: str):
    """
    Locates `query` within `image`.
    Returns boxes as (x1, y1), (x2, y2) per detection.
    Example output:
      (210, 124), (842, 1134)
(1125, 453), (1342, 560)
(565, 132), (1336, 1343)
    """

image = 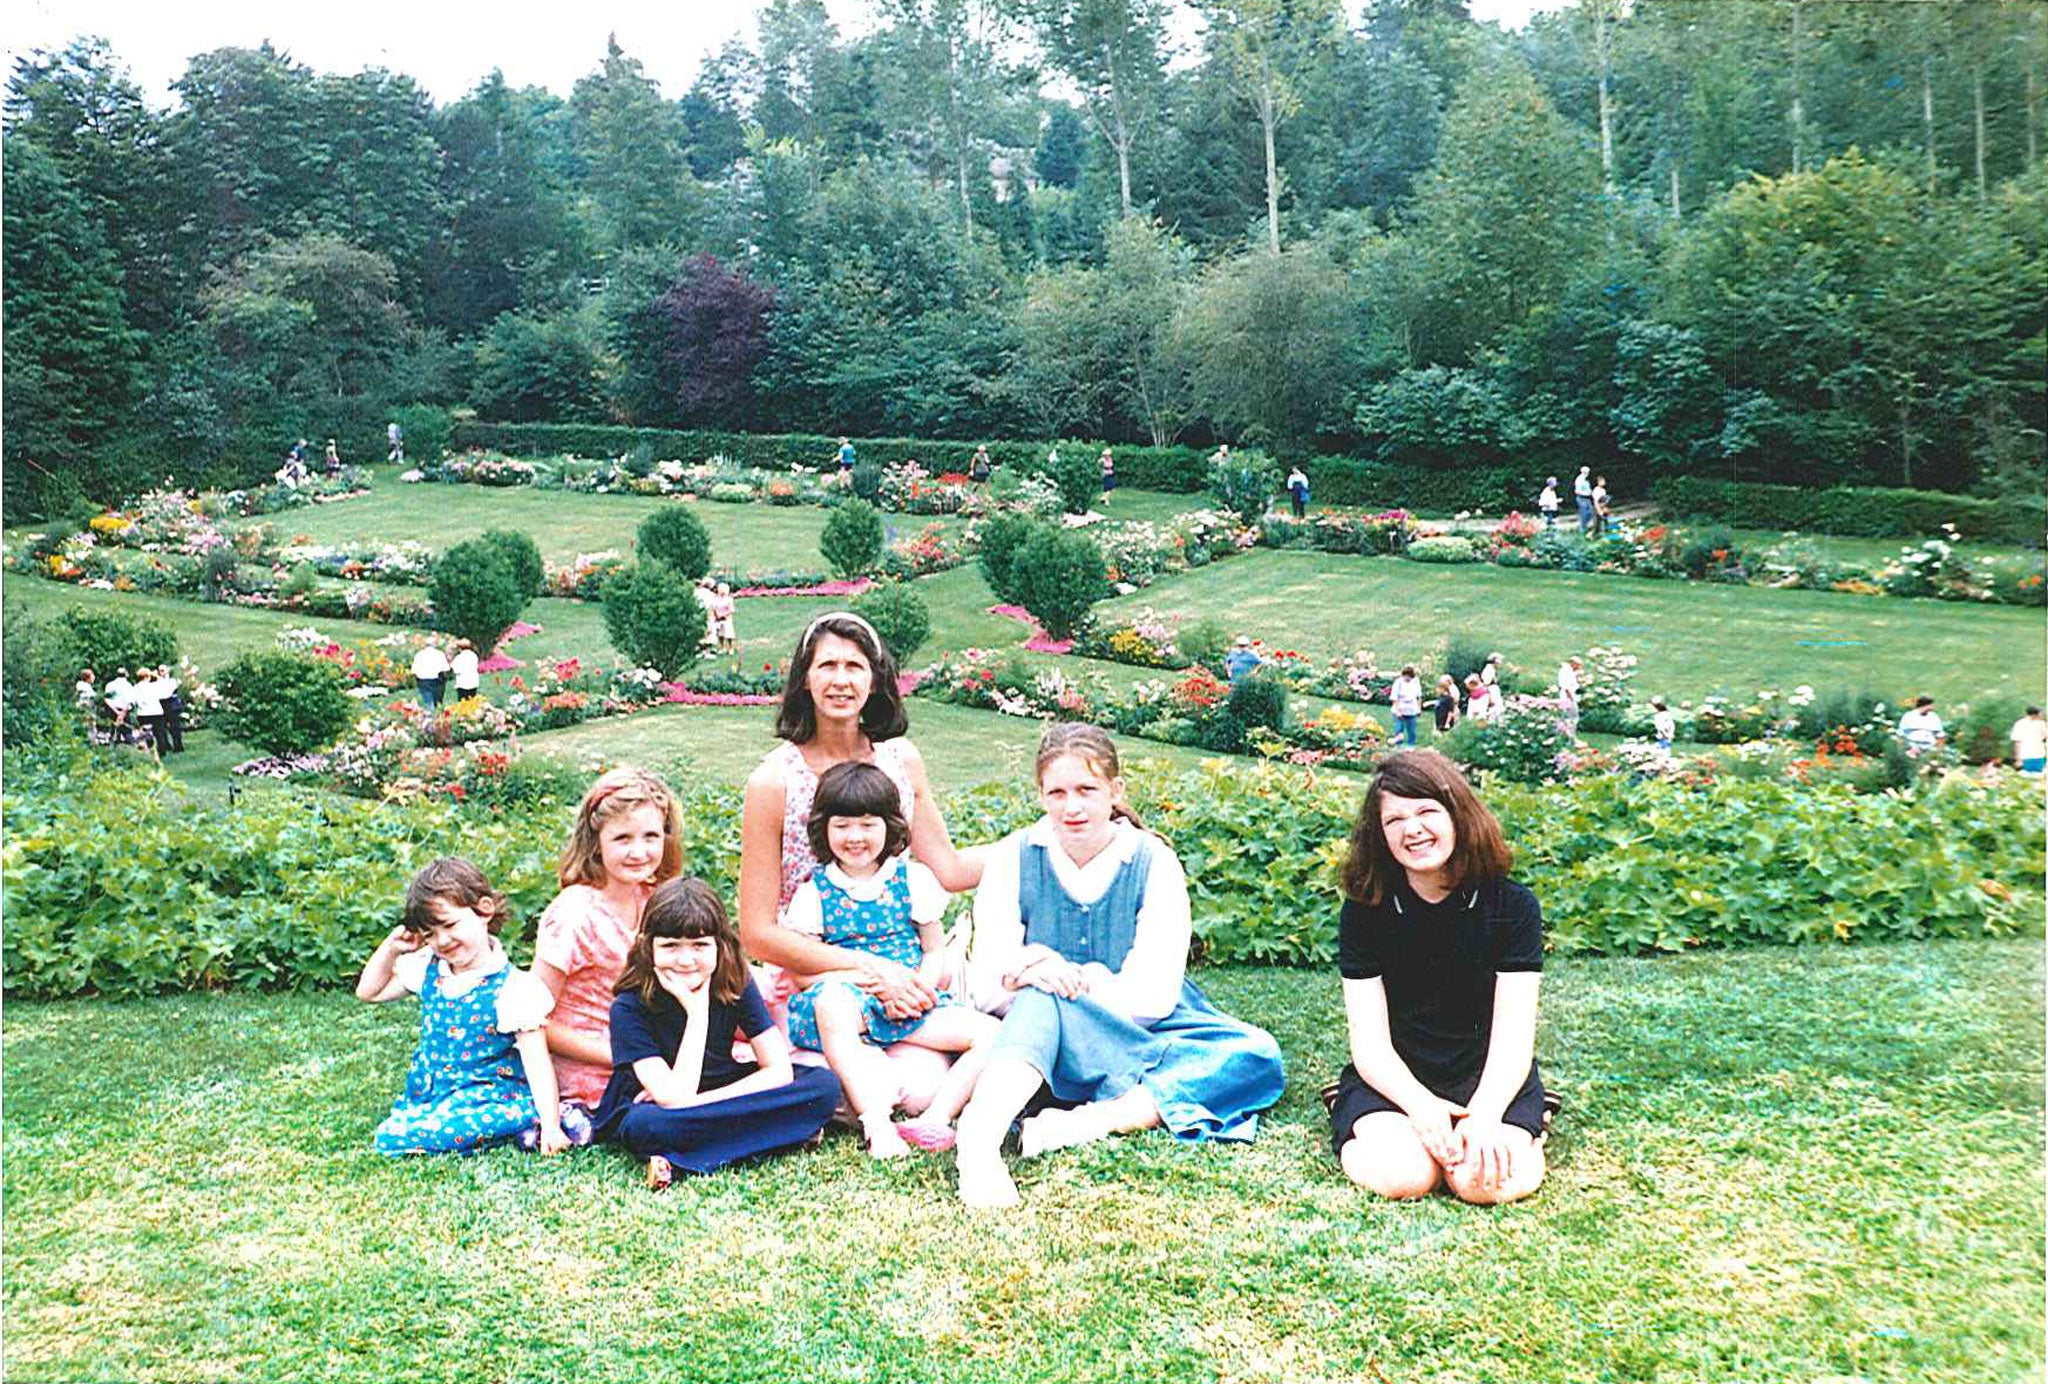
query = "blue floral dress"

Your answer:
(785, 858), (961, 1050)
(374, 958), (540, 1155)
